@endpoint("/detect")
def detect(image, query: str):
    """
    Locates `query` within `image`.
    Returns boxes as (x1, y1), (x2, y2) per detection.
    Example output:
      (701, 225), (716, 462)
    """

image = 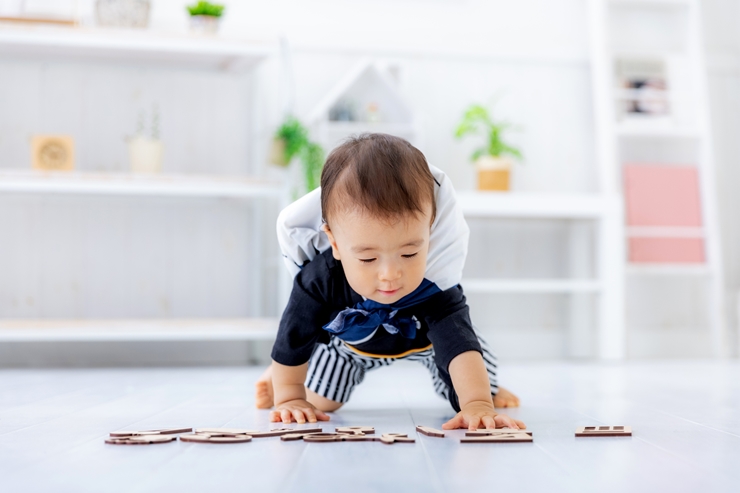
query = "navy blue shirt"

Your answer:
(271, 249), (482, 372)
